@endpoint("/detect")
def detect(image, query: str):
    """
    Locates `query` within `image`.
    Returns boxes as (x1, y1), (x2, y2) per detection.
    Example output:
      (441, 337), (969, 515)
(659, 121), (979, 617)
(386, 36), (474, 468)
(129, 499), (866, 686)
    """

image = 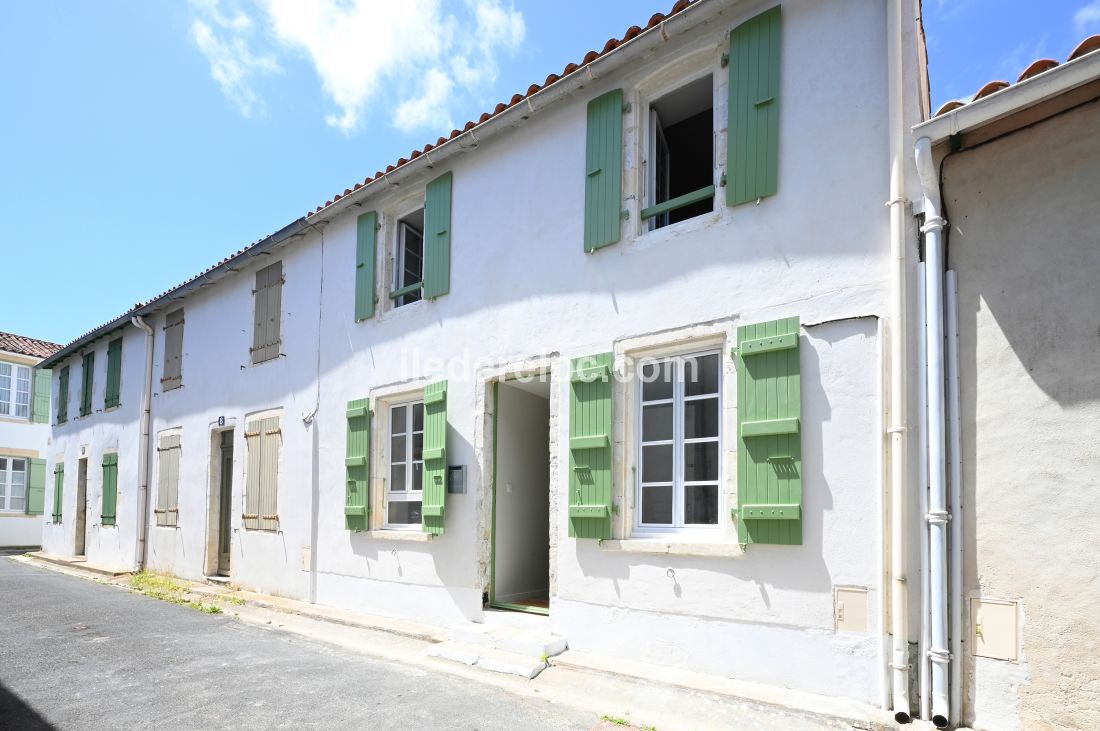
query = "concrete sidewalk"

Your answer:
(9, 554), (914, 730)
